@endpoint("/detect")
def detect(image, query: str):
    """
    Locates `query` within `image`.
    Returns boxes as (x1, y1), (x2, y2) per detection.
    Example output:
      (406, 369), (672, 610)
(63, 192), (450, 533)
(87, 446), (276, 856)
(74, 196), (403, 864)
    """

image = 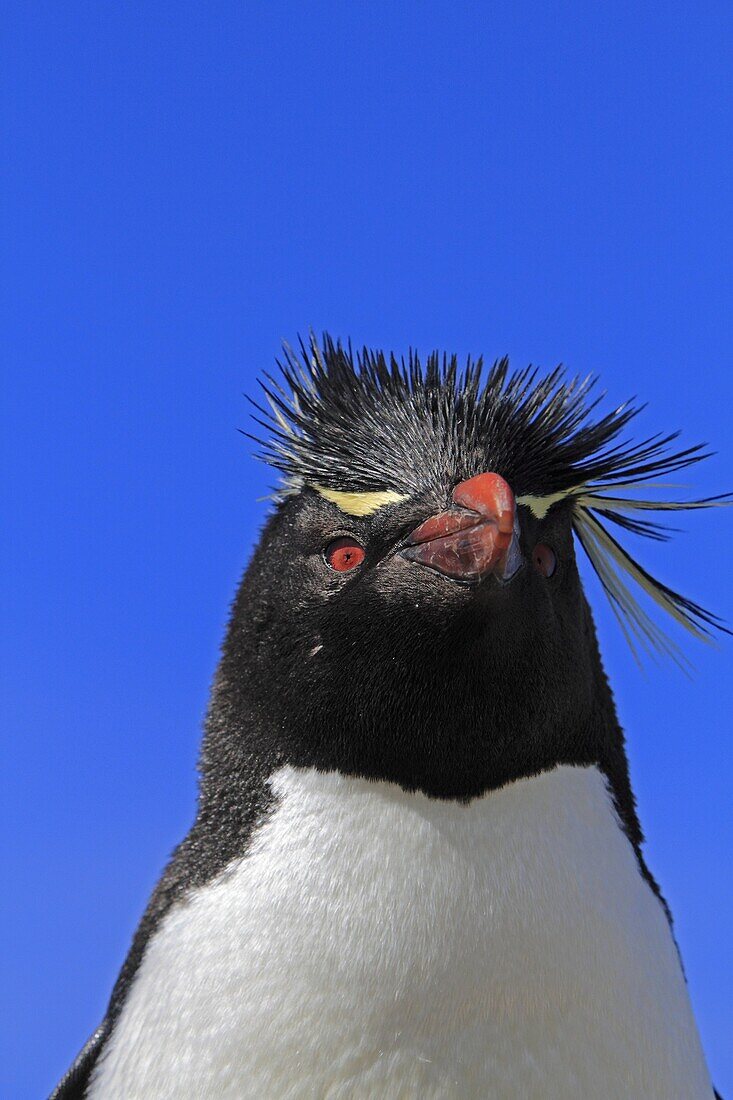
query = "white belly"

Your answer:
(89, 765), (712, 1099)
